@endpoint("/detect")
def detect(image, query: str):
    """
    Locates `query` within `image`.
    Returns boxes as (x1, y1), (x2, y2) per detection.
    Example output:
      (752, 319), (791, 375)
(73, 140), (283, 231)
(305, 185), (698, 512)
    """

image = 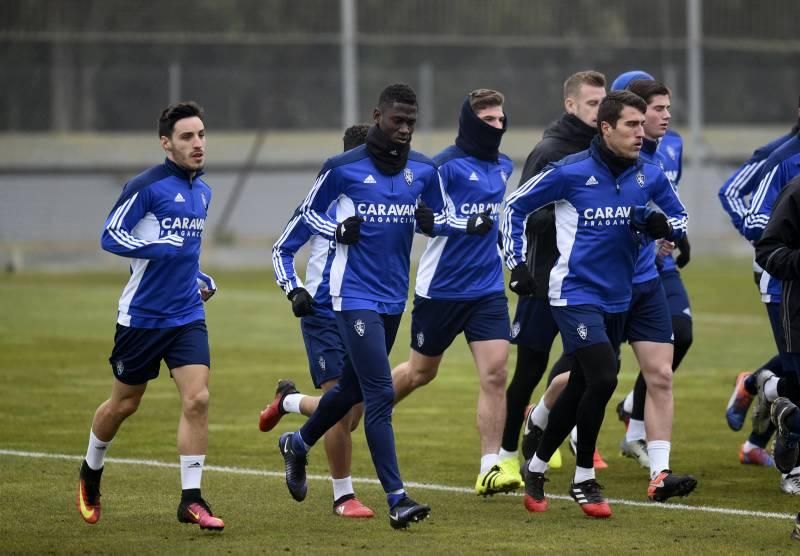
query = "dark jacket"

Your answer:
(756, 175), (800, 352)
(518, 113), (597, 297)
